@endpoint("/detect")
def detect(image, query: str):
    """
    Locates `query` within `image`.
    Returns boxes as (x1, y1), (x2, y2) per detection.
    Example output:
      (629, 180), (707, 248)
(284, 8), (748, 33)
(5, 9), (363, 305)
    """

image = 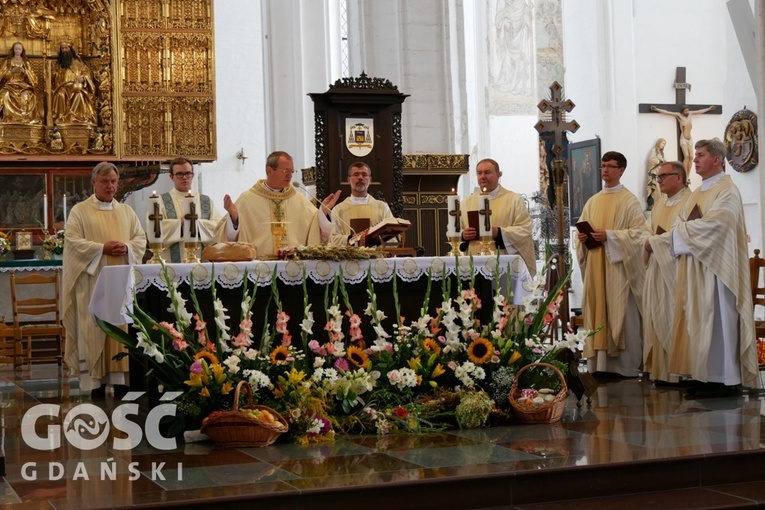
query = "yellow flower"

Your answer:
(211, 364), (226, 384)
(407, 357), (421, 371)
(270, 345), (290, 364)
(221, 381), (233, 395)
(288, 367), (306, 383)
(194, 350), (220, 366)
(184, 372), (203, 387)
(508, 350), (522, 365)
(423, 338), (441, 355)
(431, 363), (445, 378)
(200, 387), (210, 398)
(416, 375), (422, 385)
(467, 337), (494, 364)
(347, 346), (370, 369)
